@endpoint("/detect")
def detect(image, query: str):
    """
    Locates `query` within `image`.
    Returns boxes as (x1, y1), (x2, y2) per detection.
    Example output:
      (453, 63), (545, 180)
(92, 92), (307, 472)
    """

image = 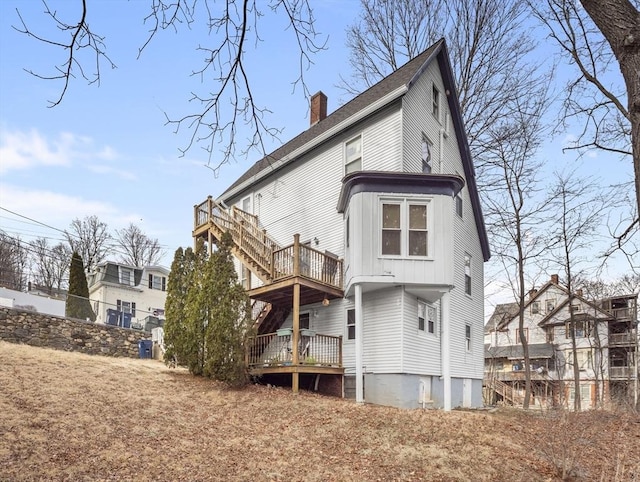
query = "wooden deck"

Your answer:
(194, 196), (346, 391)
